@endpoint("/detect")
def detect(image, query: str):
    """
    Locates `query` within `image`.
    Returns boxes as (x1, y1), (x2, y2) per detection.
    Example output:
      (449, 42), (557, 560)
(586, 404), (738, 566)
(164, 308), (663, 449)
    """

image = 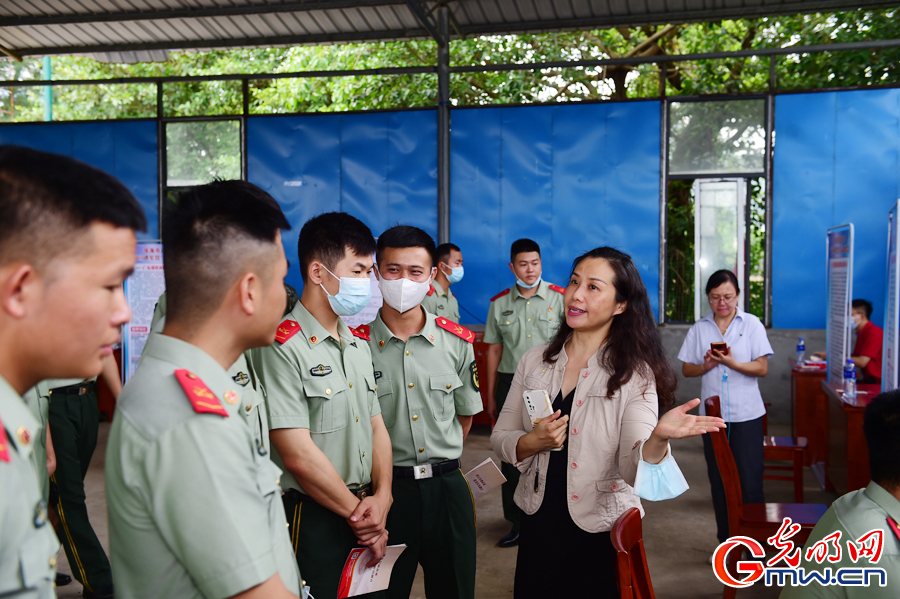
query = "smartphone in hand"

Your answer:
(710, 342), (729, 355)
